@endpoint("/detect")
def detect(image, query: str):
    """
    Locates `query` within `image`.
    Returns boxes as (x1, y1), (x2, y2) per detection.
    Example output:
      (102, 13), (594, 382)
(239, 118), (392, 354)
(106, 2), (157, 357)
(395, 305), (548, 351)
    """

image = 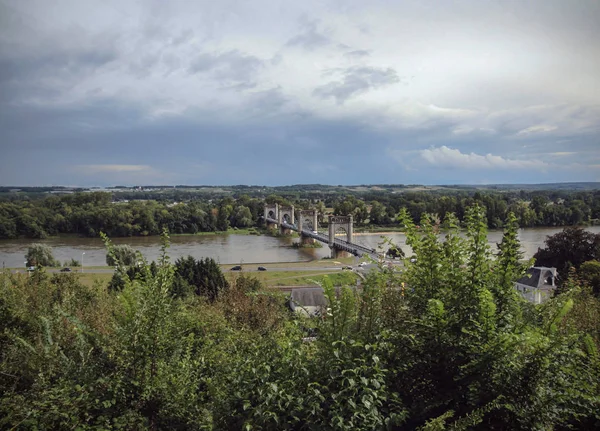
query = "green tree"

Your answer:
(579, 260), (600, 296)
(533, 227), (600, 286)
(25, 243), (59, 267)
(216, 205), (232, 231)
(391, 205), (600, 429)
(173, 256), (229, 301)
(335, 196), (369, 224)
(369, 201), (387, 225)
(231, 205), (252, 228)
(106, 244), (139, 267)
